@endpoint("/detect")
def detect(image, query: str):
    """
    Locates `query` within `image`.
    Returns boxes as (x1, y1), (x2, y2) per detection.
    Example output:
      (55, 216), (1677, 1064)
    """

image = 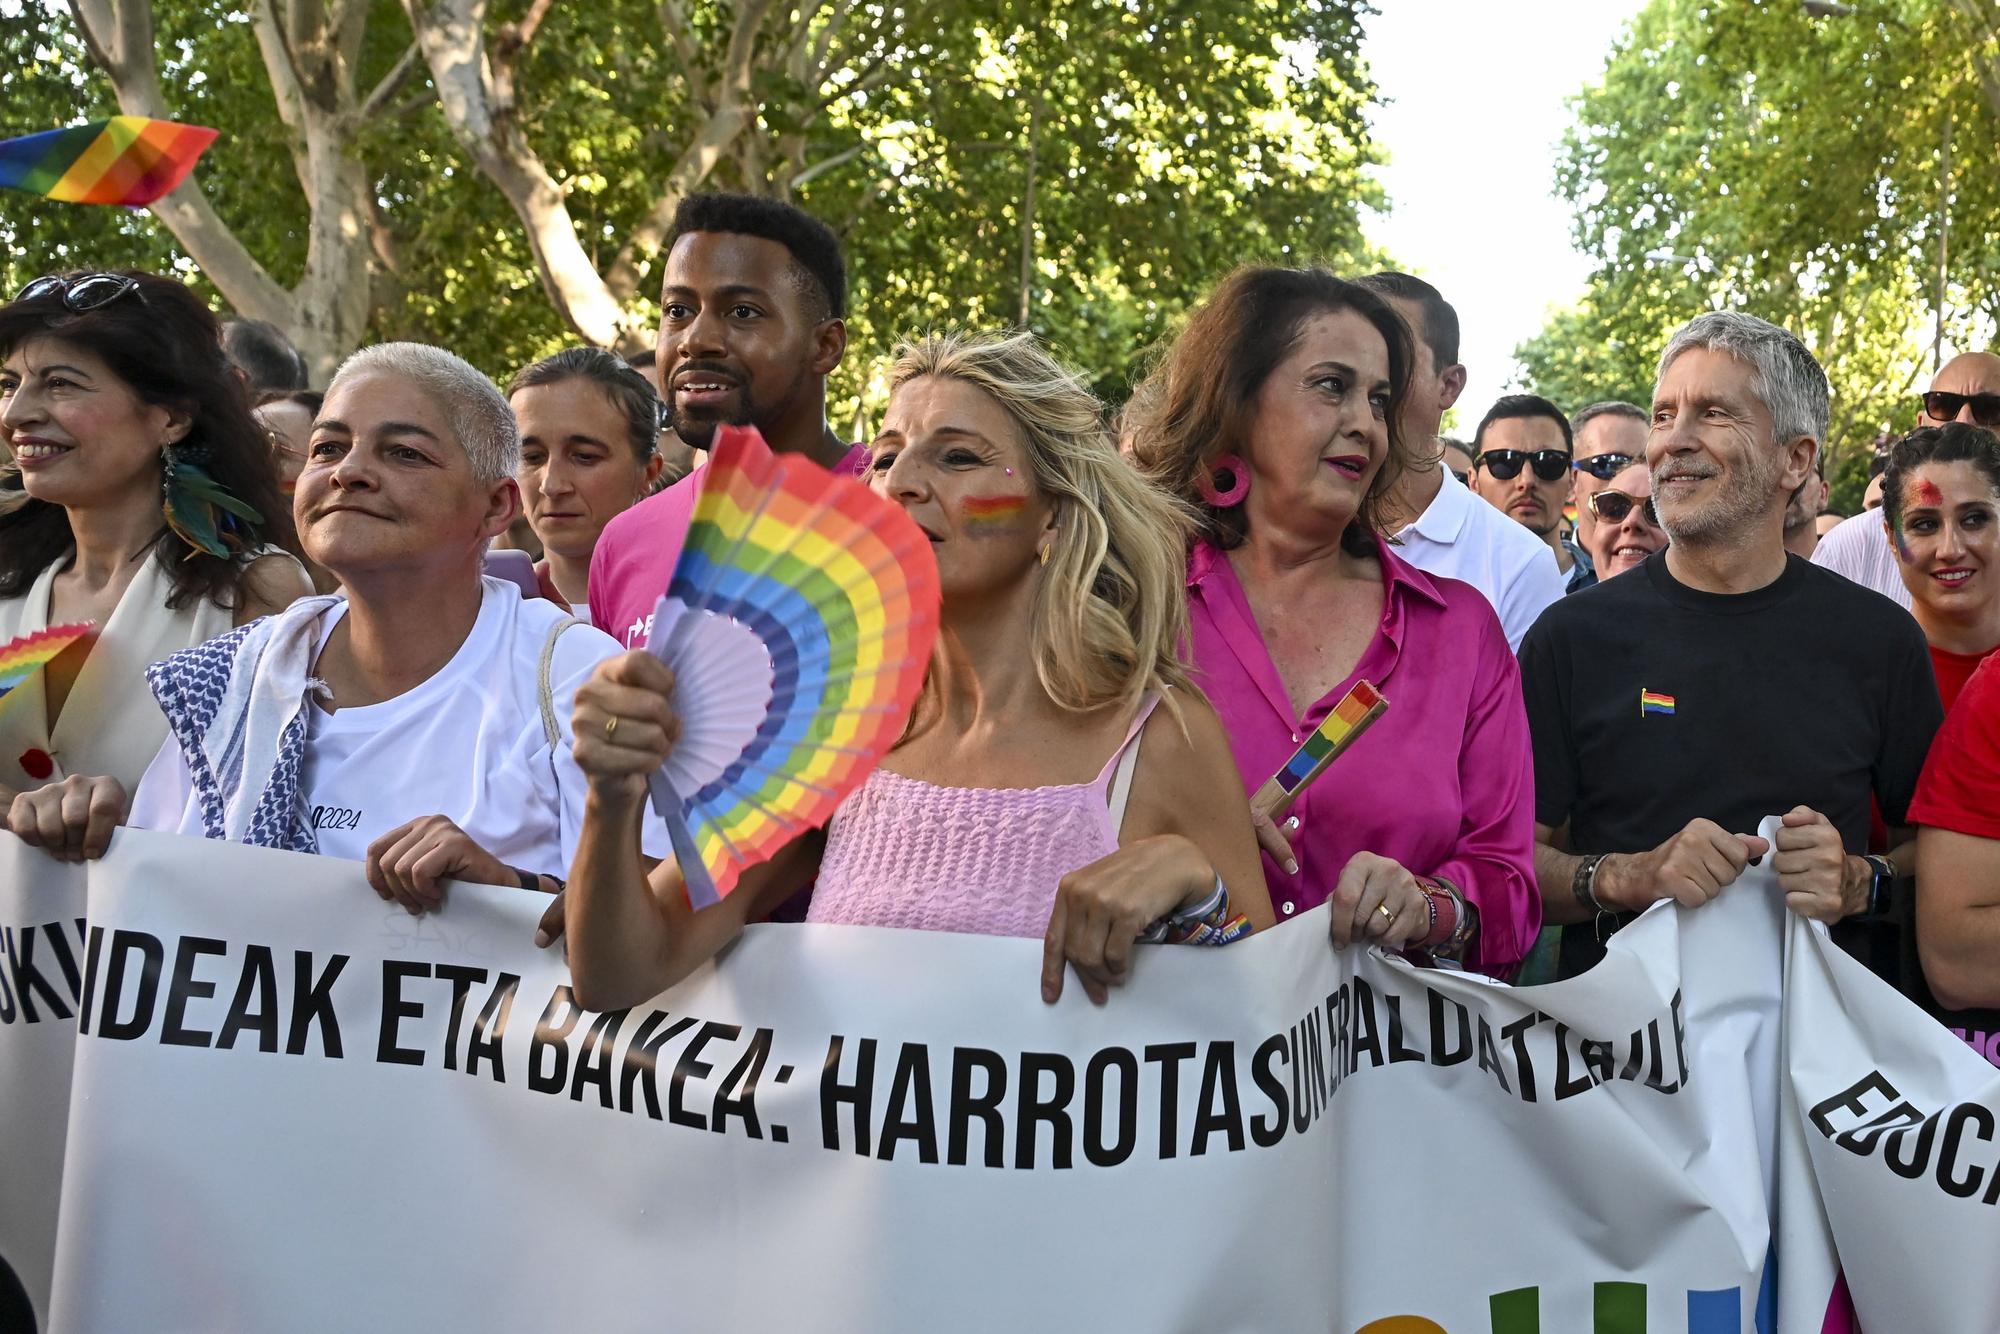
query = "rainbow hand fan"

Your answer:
(645, 425), (940, 907)
(0, 623), (94, 705)
(0, 118), (218, 206)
